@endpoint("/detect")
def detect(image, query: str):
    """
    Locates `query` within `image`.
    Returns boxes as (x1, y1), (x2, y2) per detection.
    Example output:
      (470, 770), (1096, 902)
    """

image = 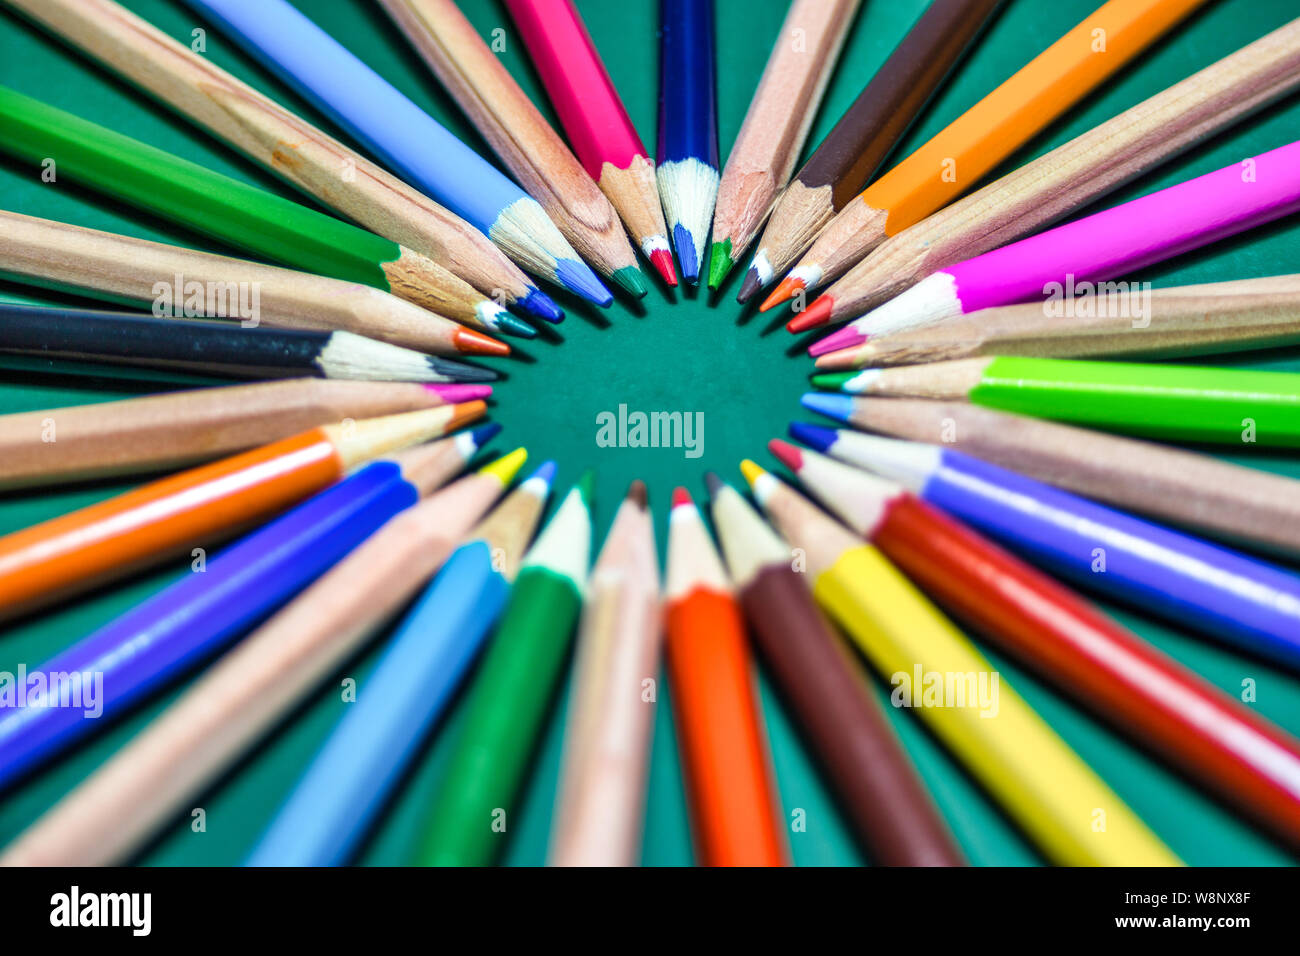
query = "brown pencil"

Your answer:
(814, 274), (1300, 369)
(0, 455), (522, 867)
(0, 211), (508, 358)
(736, 0), (999, 301)
(819, 397), (1300, 559)
(380, 0), (648, 298)
(706, 0), (861, 291)
(797, 17), (1300, 328)
(0, 378), (485, 491)
(3, 0), (561, 322)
